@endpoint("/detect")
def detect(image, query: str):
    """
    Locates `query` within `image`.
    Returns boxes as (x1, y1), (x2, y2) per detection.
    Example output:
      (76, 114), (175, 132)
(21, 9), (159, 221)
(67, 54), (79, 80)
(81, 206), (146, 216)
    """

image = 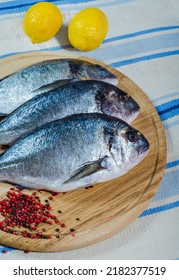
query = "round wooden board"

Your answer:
(0, 52), (166, 252)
